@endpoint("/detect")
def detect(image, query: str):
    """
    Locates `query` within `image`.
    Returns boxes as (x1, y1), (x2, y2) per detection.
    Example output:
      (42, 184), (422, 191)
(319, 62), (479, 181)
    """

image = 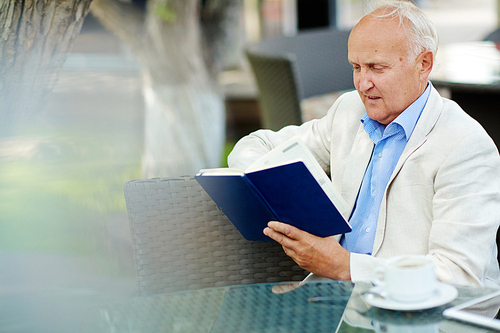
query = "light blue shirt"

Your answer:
(341, 84), (431, 254)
